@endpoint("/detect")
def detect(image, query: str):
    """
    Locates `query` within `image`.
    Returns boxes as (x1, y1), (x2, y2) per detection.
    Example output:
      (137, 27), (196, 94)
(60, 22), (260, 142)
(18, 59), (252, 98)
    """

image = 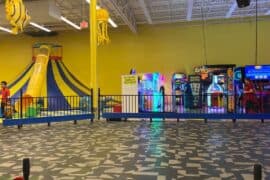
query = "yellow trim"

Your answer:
(58, 62), (89, 94)
(9, 67), (33, 96)
(40, 68), (48, 108)
(51, 61), (79, 108)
